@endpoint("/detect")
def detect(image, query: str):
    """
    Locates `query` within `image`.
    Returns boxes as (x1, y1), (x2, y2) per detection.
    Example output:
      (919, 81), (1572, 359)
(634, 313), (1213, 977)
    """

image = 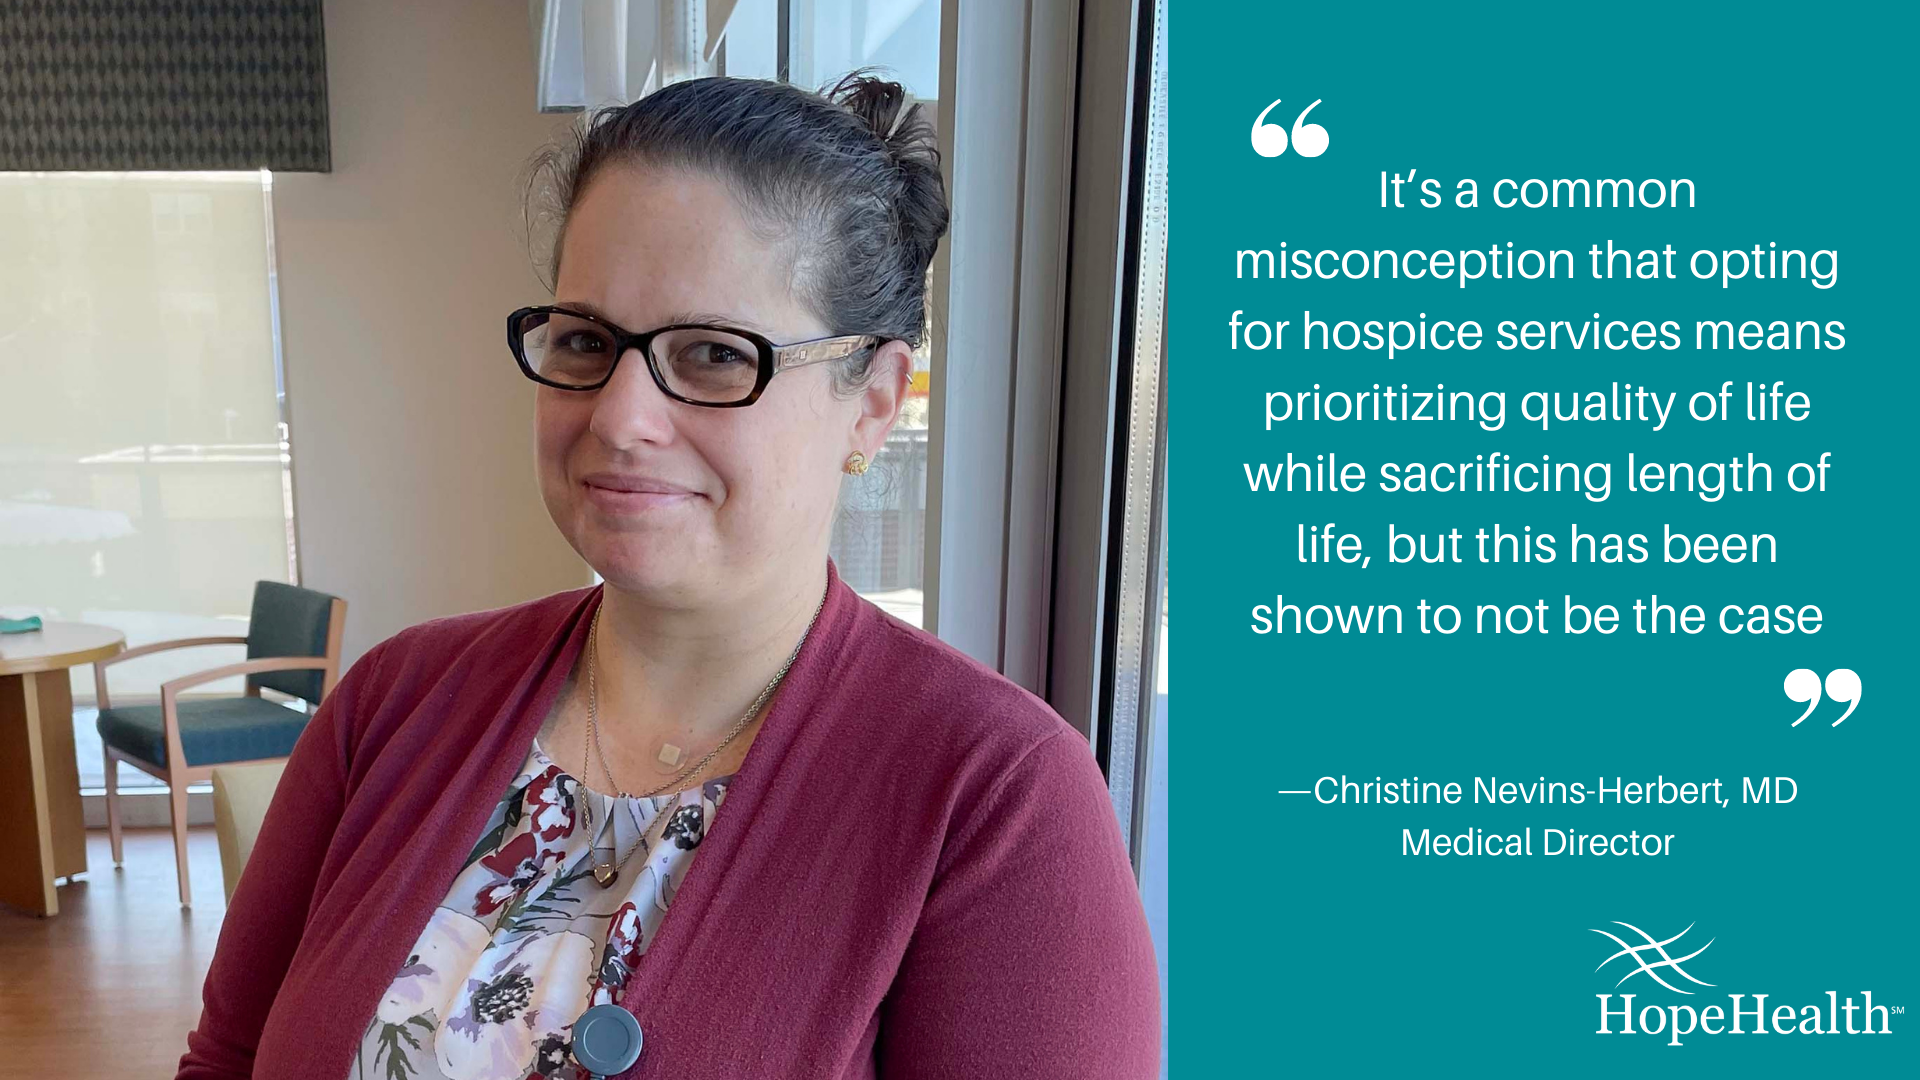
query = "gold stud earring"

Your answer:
(843, 451), (870, 476)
